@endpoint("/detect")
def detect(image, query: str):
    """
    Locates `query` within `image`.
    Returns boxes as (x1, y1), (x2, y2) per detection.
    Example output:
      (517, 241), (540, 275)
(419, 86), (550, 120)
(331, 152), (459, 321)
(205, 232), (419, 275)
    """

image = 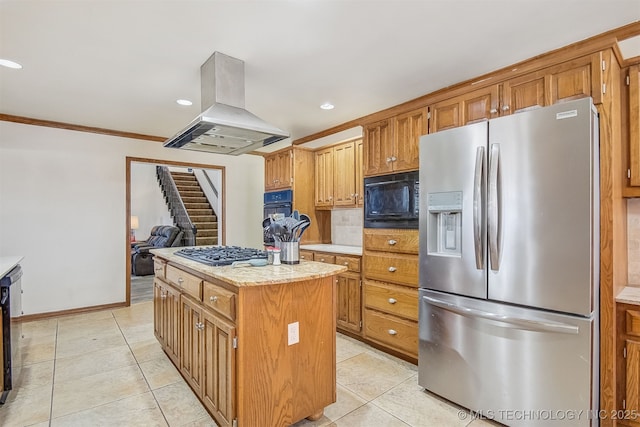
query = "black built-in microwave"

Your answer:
(364, 171), (419, 229)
